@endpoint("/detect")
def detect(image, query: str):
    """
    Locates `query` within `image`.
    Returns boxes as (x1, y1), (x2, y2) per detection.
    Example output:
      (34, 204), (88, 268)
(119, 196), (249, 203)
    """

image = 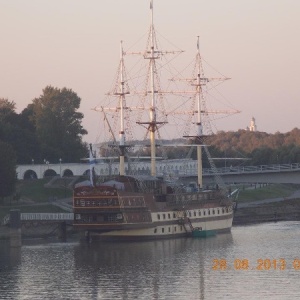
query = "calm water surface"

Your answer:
(1, 221), (300, 300)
